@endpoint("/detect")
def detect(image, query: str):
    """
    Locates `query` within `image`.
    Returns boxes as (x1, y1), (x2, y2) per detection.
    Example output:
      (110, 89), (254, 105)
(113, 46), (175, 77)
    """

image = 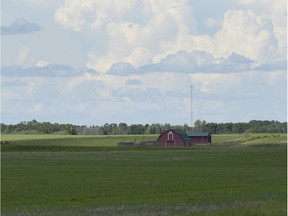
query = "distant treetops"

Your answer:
(1, 119), (286, 135)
